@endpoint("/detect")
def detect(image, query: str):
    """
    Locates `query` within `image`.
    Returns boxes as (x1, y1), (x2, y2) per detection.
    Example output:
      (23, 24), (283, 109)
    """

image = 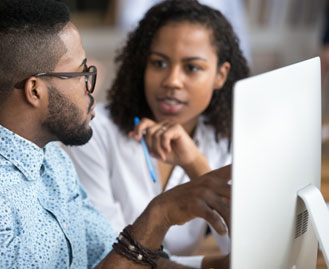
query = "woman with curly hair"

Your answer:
(65, 0), (249, 267)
